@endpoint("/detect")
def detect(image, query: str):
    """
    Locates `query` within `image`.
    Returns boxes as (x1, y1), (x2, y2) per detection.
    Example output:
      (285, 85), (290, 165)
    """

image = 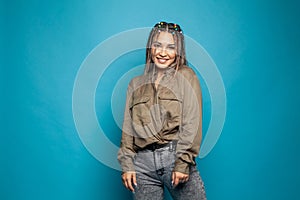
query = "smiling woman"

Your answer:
(118, 22), (207, 200)
(151, 32), (176, 70)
